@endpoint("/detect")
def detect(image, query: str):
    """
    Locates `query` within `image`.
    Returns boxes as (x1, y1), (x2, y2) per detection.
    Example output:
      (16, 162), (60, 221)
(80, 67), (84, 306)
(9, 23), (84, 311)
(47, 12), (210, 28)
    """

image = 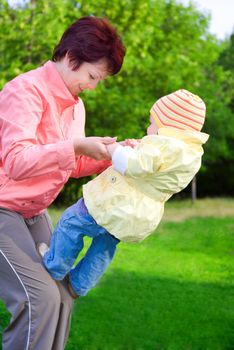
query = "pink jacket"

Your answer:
(0, 61), (110, 218)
